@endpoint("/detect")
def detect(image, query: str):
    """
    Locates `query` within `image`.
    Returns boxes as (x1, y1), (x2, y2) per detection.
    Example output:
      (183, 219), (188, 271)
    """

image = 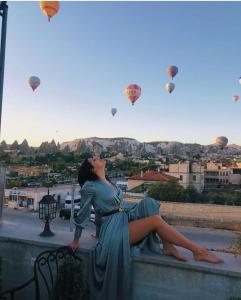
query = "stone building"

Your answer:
(166, 161), (204, 192)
